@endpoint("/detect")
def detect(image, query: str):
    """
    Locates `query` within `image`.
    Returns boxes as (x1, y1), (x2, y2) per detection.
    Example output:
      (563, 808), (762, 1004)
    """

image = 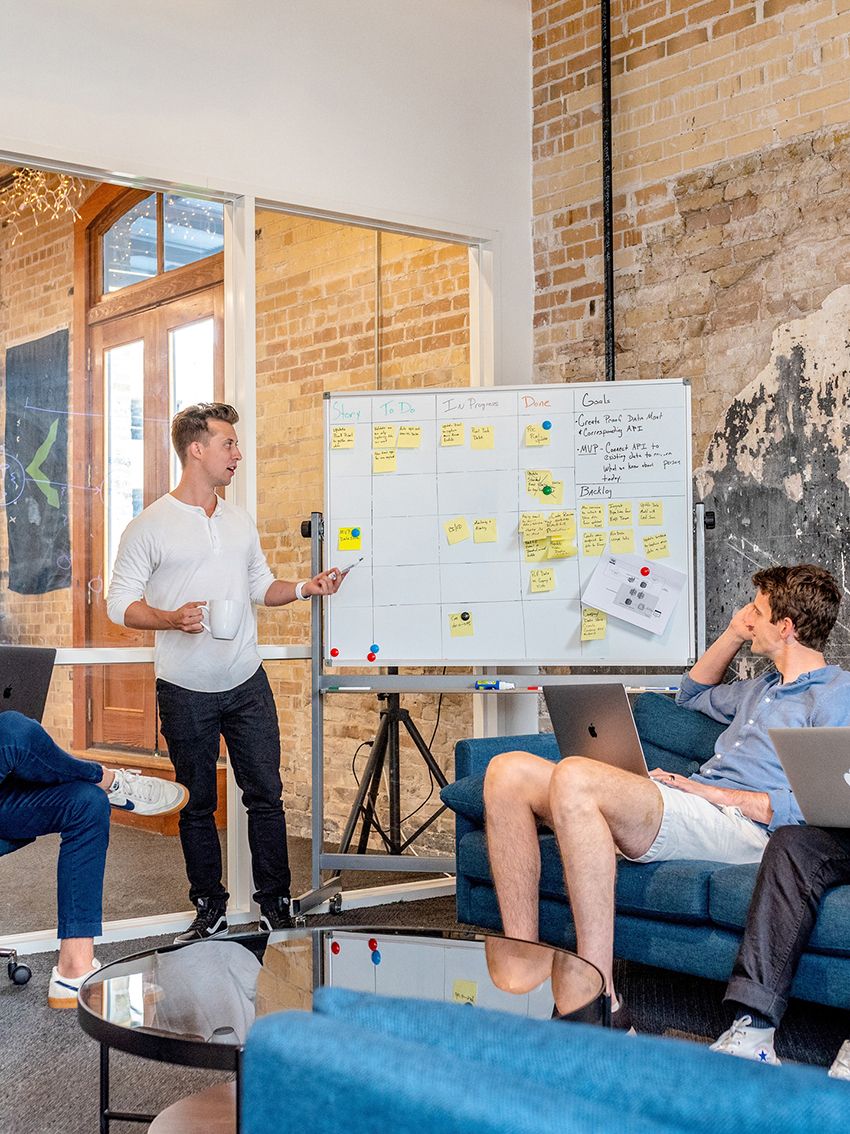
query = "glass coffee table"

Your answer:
(78, 926), (606, 1133)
